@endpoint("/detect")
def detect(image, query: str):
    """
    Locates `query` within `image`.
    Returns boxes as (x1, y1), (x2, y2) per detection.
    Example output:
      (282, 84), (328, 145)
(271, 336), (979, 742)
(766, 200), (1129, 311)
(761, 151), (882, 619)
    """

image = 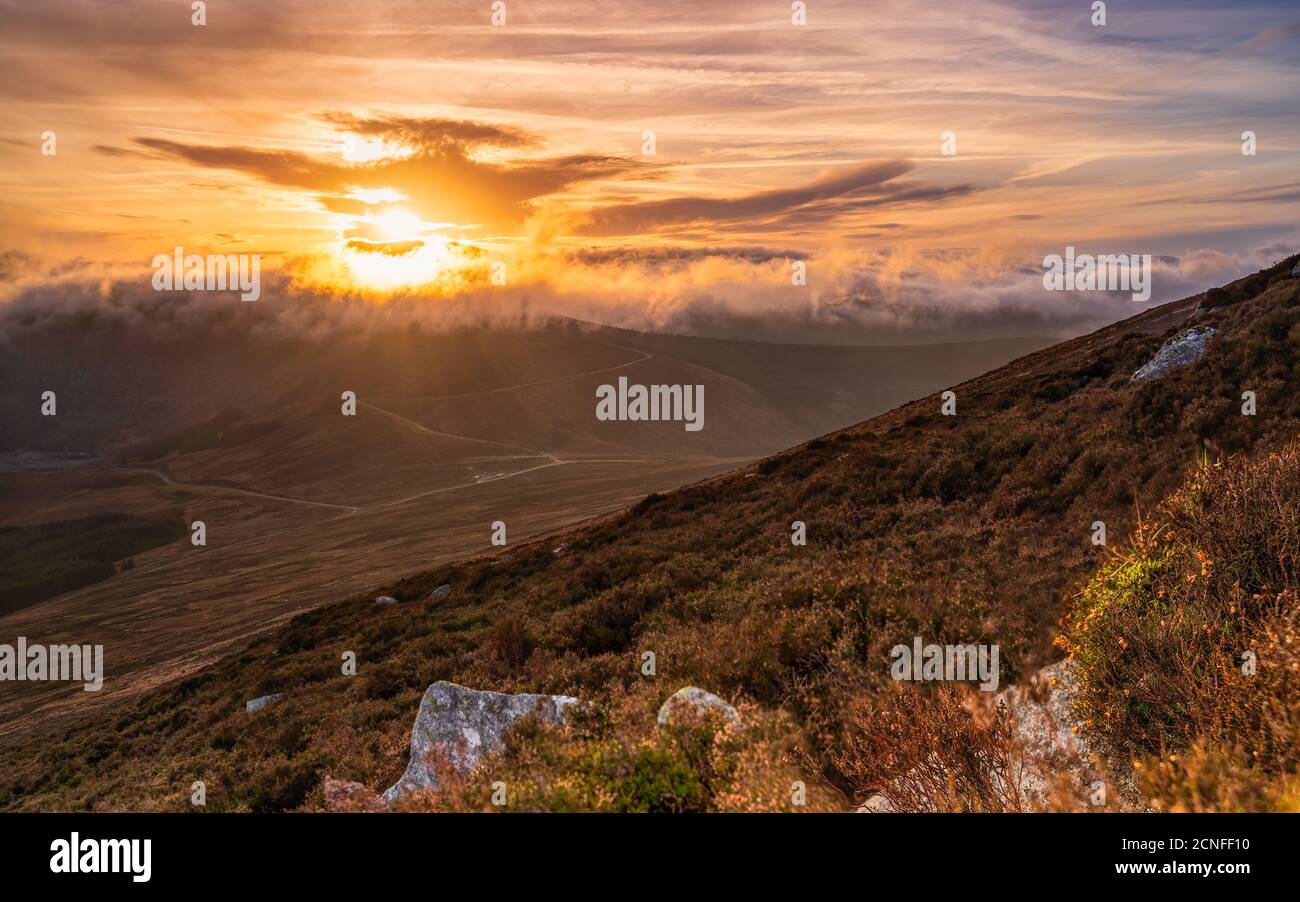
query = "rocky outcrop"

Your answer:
(429, 584), (451, 599)
(383, 681), (580, 804)
(374, 595), (398, 605)
(1131, 327), (1216, 381)
(245, 693), (282, 713)
(656, 686), (739, 727)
